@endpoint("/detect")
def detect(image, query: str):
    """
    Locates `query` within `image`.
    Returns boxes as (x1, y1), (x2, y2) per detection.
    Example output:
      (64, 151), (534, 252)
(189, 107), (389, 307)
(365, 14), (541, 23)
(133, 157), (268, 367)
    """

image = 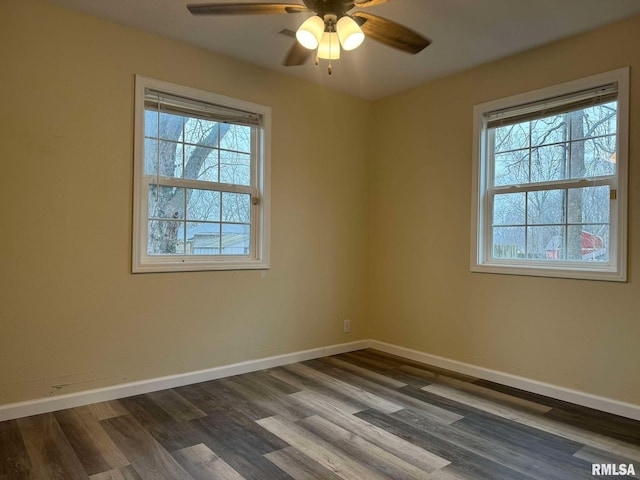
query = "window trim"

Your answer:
(471, 68), (629, 282)
(132, 75), (271, 273)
